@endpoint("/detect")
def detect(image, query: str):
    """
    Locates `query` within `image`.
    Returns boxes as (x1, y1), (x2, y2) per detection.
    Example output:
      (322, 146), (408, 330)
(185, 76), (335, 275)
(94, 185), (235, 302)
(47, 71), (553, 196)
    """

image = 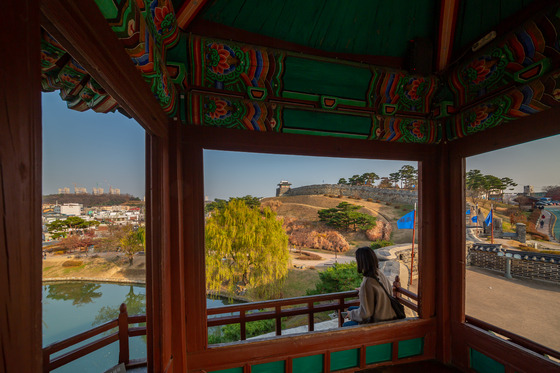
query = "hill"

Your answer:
(262, 195), (415, 247)
(43, 193), (143, 207)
